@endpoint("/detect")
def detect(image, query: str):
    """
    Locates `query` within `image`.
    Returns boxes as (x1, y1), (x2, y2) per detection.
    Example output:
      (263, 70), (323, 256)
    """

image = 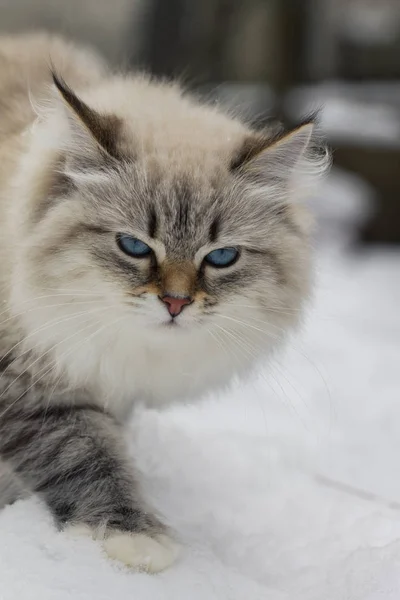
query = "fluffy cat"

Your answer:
(0, 33), (329, 572)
